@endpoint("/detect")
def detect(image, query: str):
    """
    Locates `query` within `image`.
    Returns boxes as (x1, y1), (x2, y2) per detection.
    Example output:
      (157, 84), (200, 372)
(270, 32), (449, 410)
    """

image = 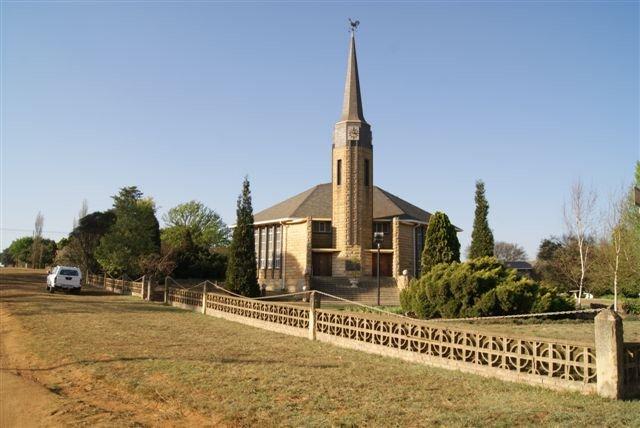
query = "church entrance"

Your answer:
(312, 253), (332, 276)
(372, 253), (393, 277)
